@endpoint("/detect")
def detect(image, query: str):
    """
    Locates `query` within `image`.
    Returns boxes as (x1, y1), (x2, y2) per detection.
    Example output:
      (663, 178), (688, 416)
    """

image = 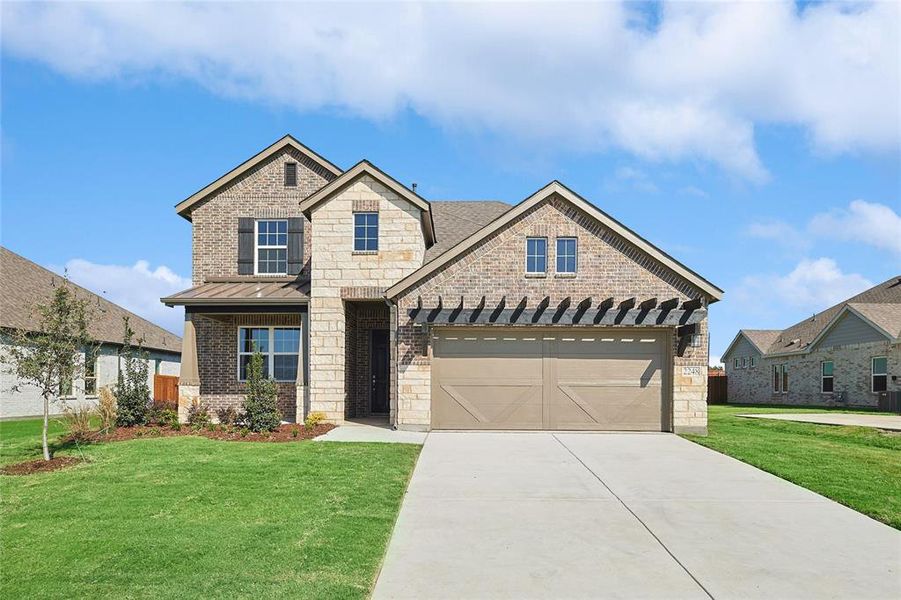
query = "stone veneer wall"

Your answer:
(727, 340), (900, 407)
(394, 194), (711, 433)
(193, 313), (301, 419)
(308, 175), (426, 423)
(188, 148), (334, 285)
